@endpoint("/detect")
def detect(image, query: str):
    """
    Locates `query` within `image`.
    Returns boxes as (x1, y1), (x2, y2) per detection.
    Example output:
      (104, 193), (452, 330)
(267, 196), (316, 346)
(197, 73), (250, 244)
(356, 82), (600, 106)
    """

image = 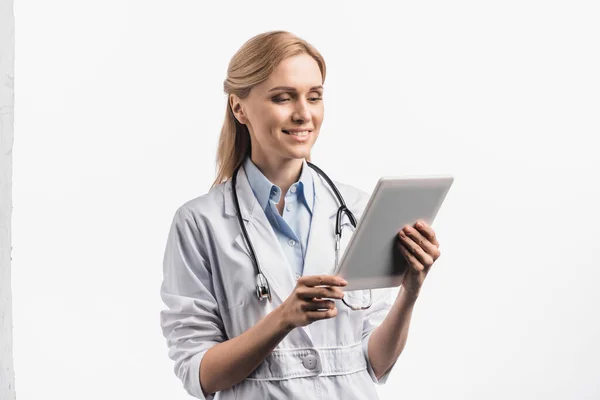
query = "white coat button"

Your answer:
(286, 204), (292, 211)
(294, 273), (301, 281)
(290, 186), (297, 193)
(288, 239), (295, 247)
(302, 355), (318, 370)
